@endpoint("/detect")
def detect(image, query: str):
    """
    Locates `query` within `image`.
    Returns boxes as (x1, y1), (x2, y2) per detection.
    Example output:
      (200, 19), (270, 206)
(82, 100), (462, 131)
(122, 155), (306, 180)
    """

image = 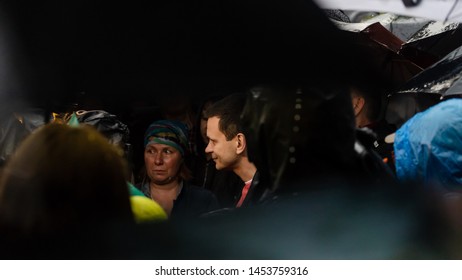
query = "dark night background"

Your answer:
(1, 0), (374, 111)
